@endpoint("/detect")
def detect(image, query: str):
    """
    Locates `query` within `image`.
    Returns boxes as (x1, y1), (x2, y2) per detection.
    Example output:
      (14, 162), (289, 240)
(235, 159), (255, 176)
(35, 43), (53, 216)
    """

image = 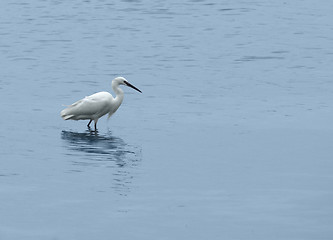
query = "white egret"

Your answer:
(61, 77), (141, 130)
